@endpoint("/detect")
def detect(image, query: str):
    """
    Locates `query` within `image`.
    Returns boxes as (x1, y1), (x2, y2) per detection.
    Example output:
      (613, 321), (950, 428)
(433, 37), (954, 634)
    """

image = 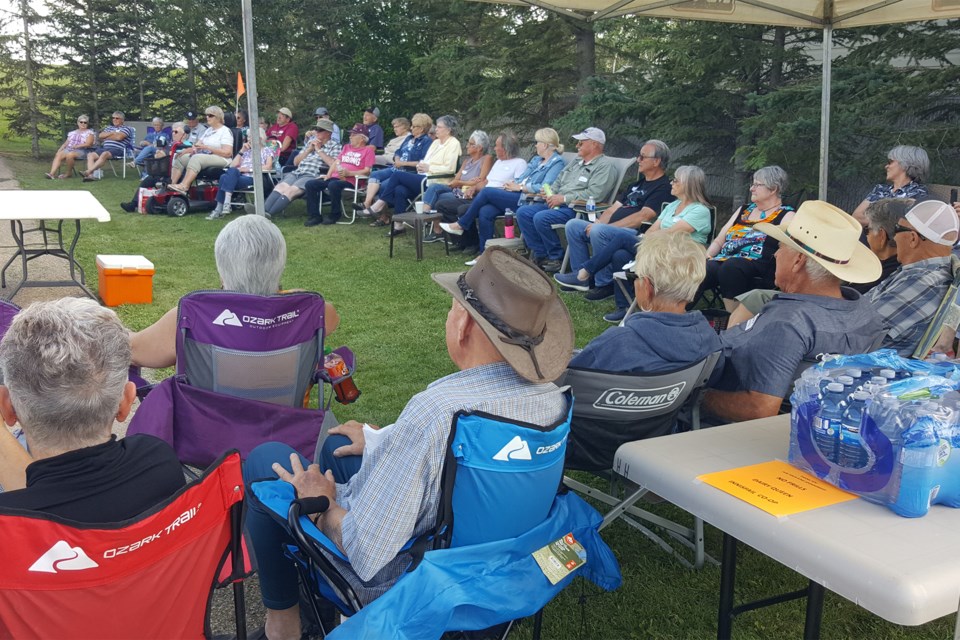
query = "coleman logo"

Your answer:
(212, 309), (242, 327)
(29, 541), (99, 573)
(492, 436), (532, 461)
(593, 383), (686, 412)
